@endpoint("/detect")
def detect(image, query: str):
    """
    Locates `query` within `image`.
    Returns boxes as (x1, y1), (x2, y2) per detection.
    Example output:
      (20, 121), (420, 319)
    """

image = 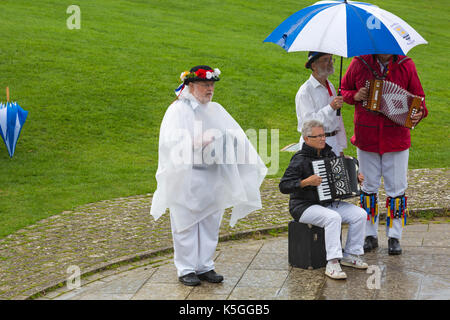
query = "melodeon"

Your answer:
(362, 79), (423, 129)
(311, 156), (361, 202)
